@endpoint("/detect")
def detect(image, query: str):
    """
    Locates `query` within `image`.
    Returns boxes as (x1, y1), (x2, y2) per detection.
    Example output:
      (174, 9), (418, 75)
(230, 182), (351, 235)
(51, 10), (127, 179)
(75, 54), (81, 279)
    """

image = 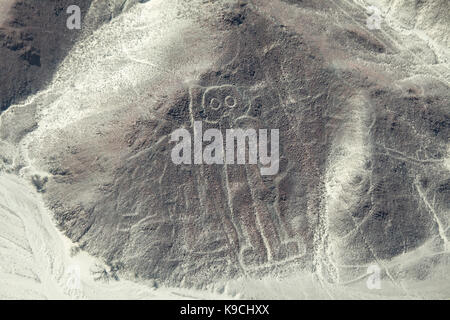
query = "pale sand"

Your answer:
(0, 0), (15, 26)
